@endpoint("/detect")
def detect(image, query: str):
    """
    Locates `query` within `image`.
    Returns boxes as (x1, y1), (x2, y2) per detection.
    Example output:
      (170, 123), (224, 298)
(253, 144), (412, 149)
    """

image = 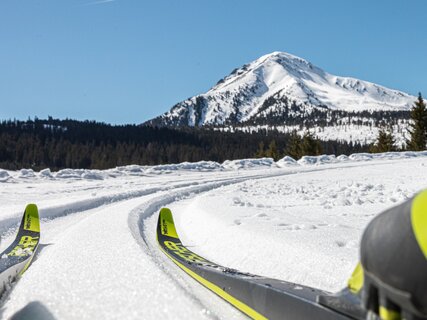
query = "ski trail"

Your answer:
(0, 175), (247, 249)
(2, 158), (423, 319)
